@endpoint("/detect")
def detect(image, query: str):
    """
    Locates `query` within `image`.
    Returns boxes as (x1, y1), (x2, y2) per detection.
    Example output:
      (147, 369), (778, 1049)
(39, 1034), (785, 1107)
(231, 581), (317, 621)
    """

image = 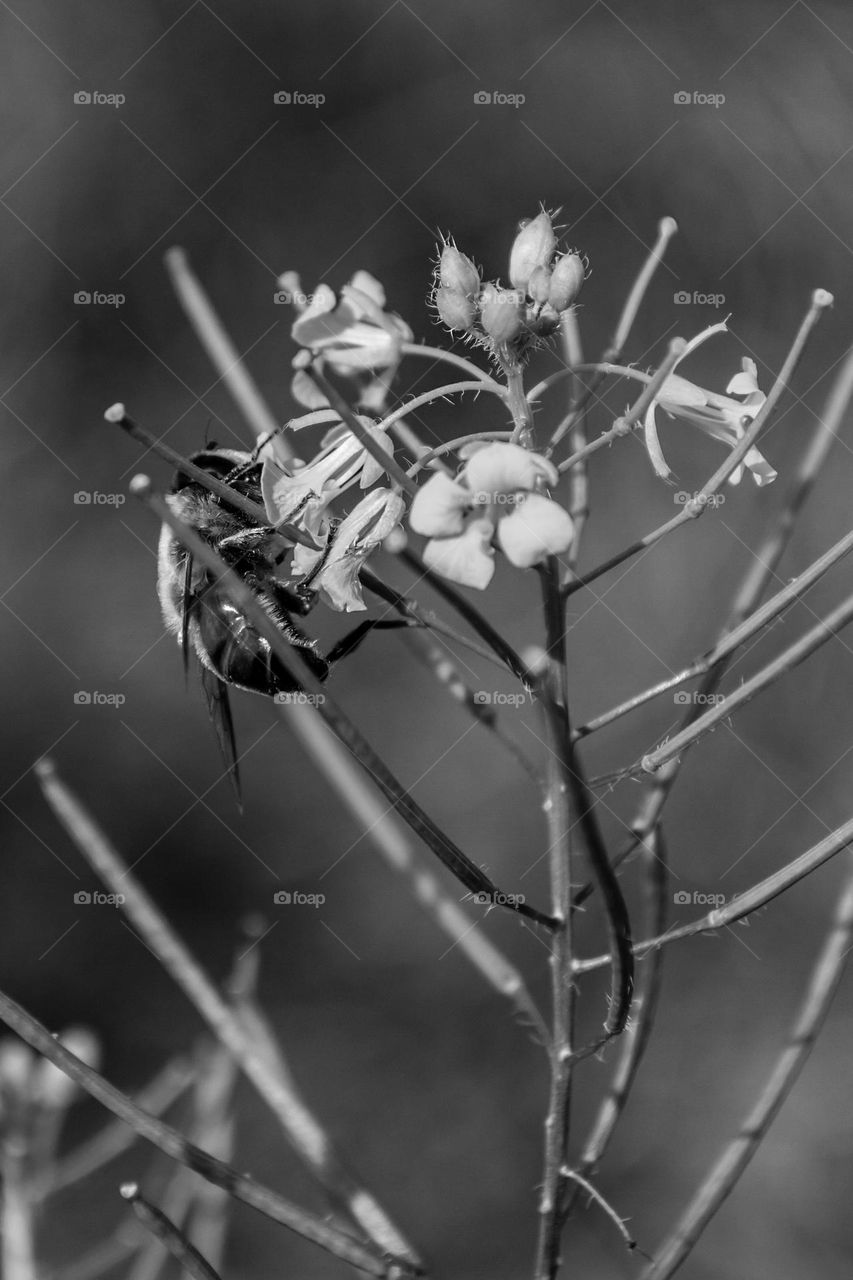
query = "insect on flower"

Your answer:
(157, 444), (409, 803)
